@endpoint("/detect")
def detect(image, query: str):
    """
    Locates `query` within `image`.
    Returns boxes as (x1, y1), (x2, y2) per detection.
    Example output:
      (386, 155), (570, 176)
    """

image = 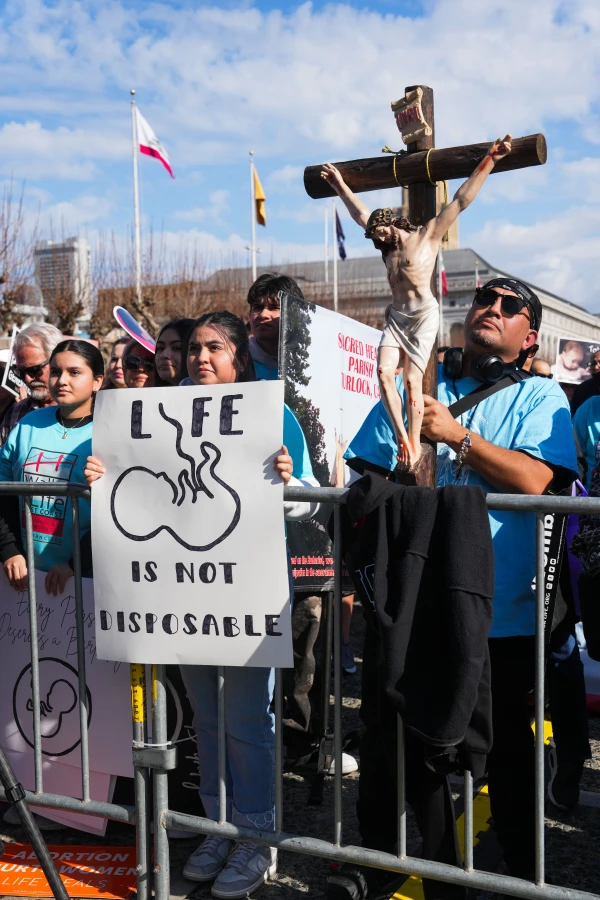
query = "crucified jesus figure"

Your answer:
(322, 134), (512, 470)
